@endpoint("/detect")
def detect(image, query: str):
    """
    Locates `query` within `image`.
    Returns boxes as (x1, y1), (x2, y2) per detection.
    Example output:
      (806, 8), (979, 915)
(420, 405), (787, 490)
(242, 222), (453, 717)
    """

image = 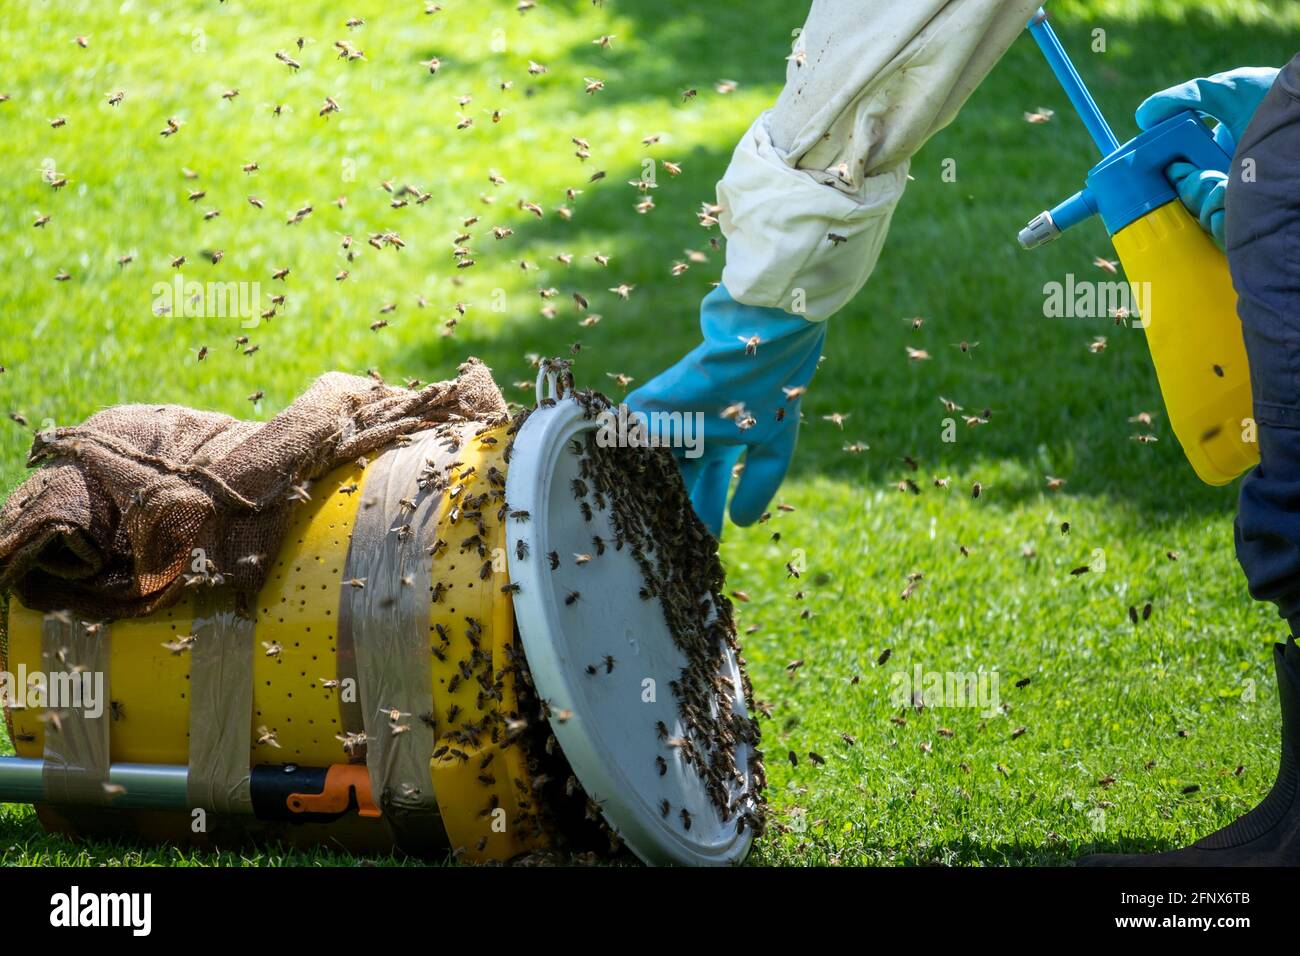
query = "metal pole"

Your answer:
(1027, 7), (1120, 156)
(0, 757), (190, 810)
